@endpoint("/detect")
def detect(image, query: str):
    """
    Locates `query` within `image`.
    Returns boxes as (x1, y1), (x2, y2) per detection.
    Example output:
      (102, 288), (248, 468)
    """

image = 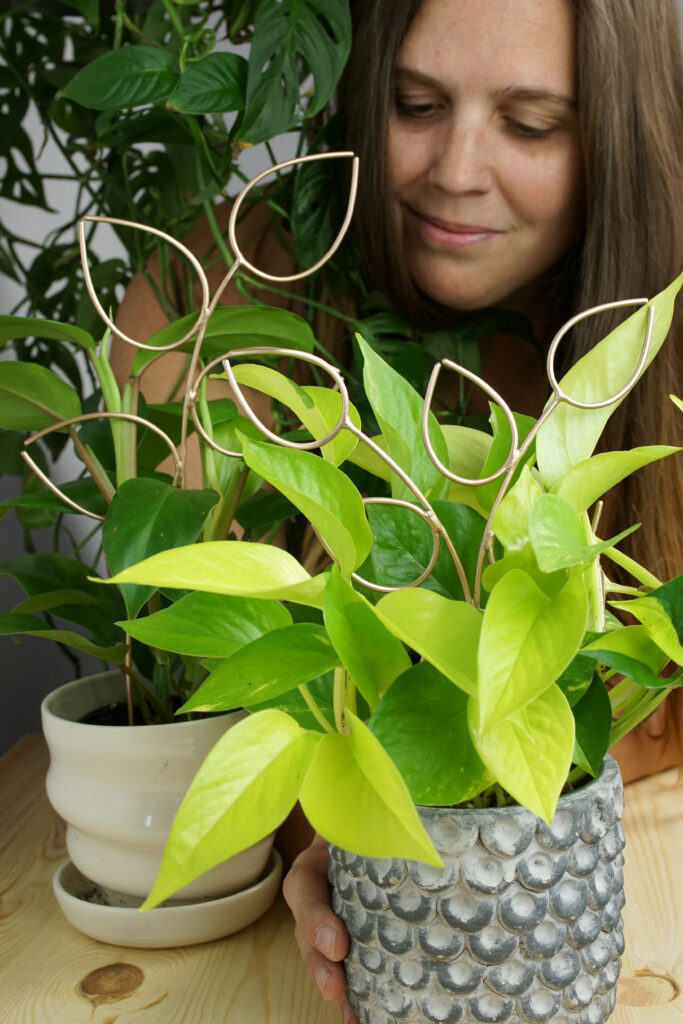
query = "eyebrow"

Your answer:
(393, 69), (576, 110)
